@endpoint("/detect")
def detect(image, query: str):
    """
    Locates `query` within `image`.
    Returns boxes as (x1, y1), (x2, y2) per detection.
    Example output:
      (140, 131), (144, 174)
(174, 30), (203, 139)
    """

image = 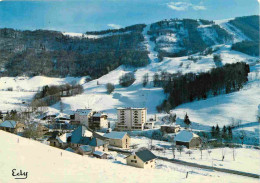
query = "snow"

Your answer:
(174, 130), (199, 142)
(0, 130), (258, 183)
(142, 25), (159, 63)
(215, 20), (251, 43)
(130, 136), (260, 175)
(63, 31), (132, 40)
